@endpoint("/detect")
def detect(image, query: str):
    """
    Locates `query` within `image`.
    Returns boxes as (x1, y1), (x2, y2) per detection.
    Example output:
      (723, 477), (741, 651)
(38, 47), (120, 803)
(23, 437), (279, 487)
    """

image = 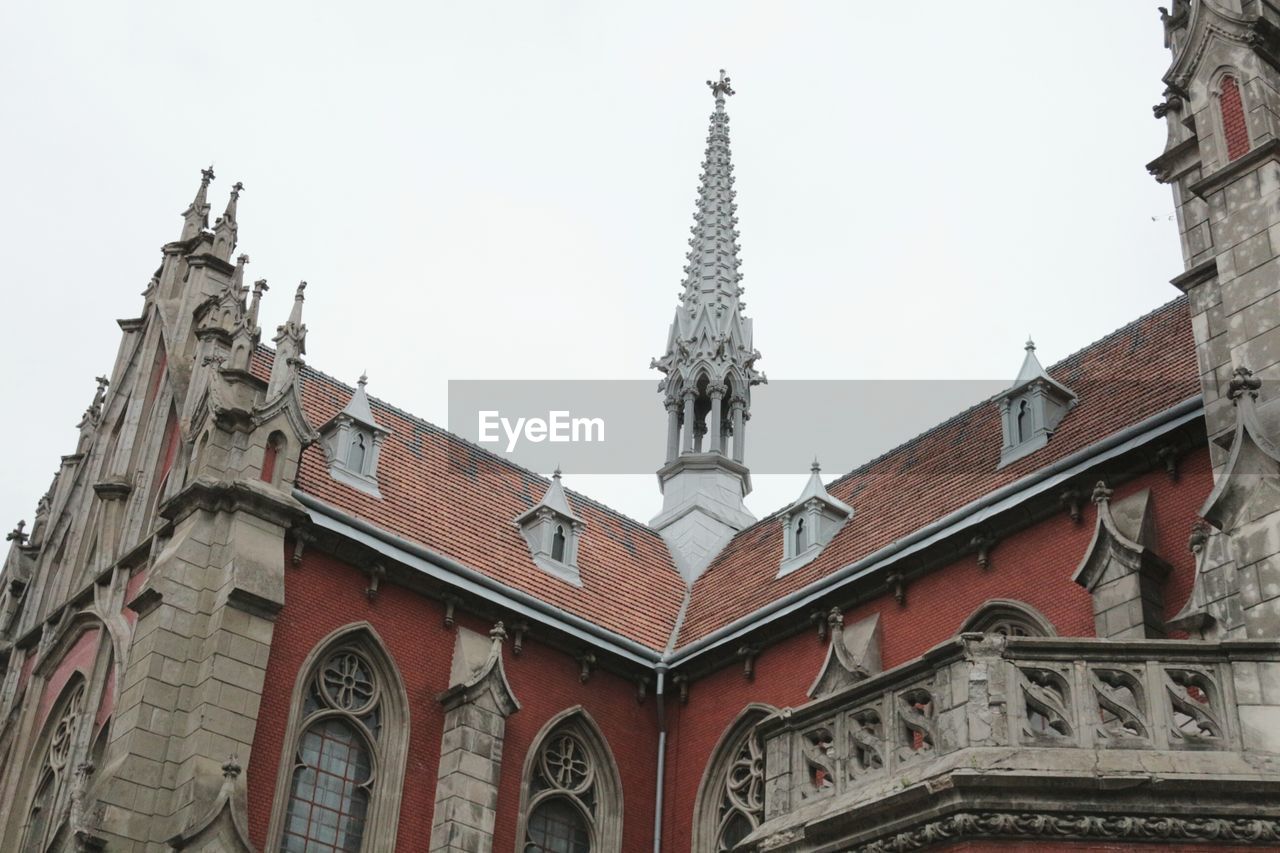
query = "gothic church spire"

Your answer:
(650, 71), (762, 585)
